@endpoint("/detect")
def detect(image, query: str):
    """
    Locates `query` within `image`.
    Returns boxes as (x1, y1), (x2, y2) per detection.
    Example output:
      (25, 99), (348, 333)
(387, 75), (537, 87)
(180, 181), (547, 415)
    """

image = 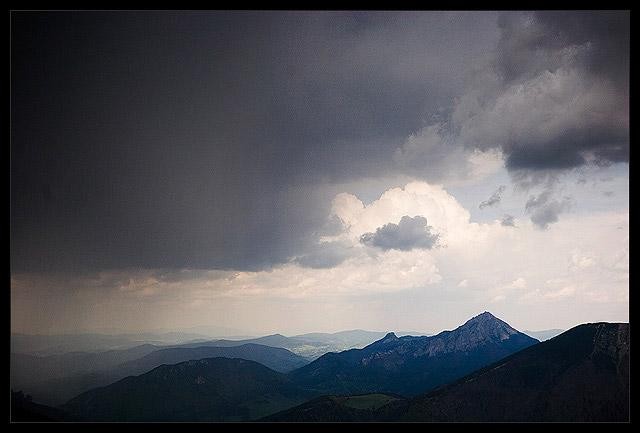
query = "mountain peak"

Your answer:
(373, 332), (398, 344)
(462, 311), (503, 326)
(472, 311), (497, 320)
(456, 311), (522, 343)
